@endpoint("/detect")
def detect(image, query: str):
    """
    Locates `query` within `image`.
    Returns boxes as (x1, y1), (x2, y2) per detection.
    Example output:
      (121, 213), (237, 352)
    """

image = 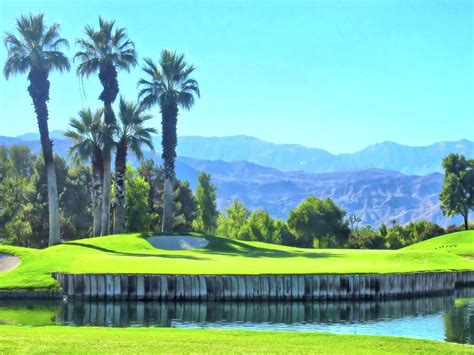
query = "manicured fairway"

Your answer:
(0, 326), (472, 354)
(0, 232), (473, 290)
